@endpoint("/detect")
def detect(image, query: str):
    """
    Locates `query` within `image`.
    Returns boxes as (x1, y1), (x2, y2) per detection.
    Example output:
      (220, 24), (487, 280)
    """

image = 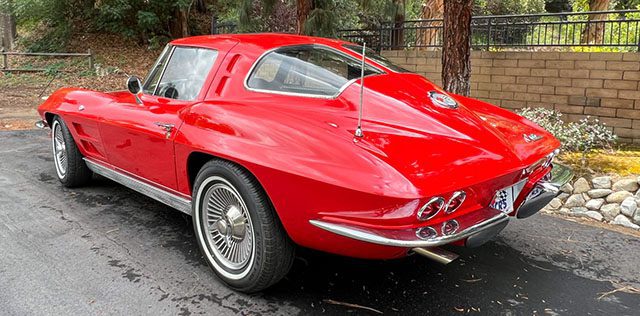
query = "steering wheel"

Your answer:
(163, 87), (179, 99)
